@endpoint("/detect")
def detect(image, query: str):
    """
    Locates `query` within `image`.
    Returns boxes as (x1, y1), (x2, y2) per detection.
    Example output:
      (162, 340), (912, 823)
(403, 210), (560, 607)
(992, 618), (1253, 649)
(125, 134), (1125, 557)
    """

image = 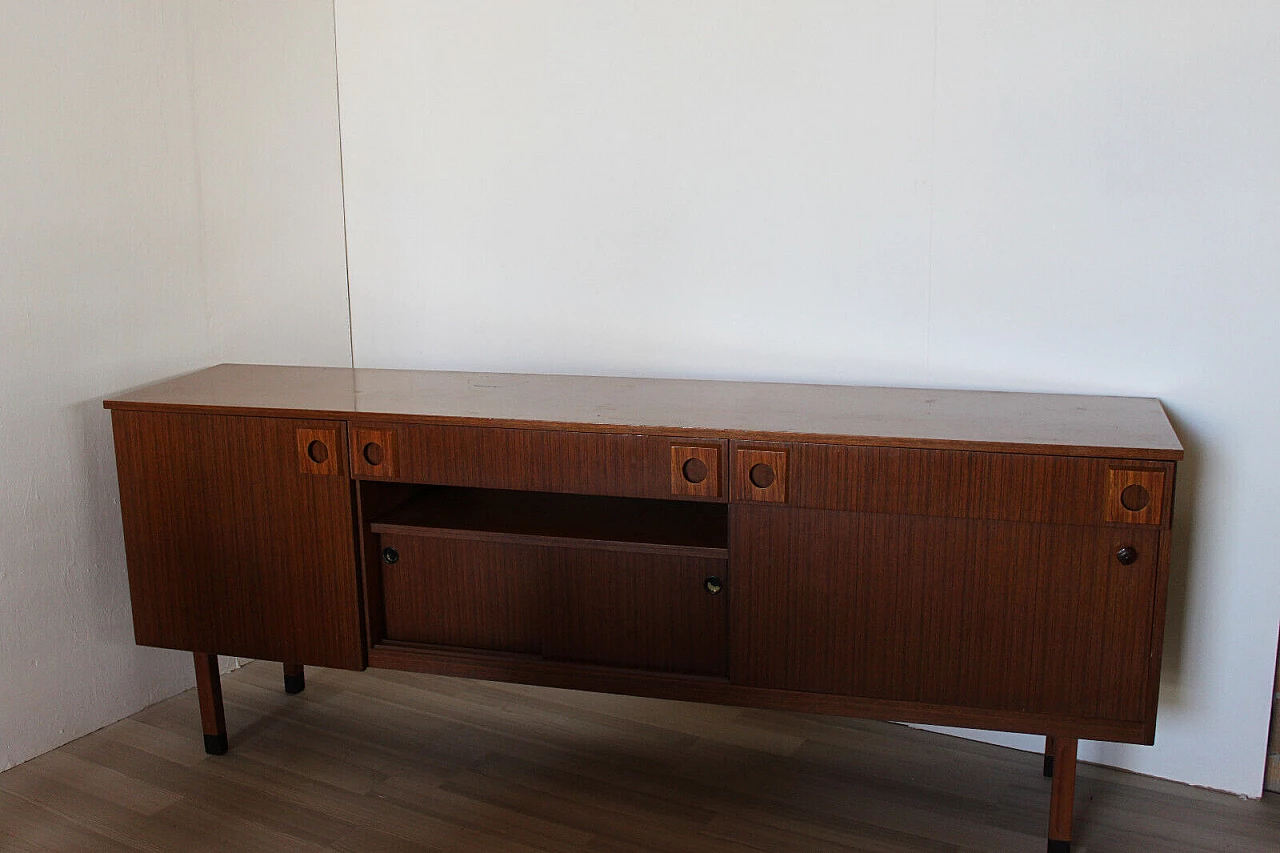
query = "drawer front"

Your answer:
(732, 440), (1175, 528)
(352, 422), (727, 501)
